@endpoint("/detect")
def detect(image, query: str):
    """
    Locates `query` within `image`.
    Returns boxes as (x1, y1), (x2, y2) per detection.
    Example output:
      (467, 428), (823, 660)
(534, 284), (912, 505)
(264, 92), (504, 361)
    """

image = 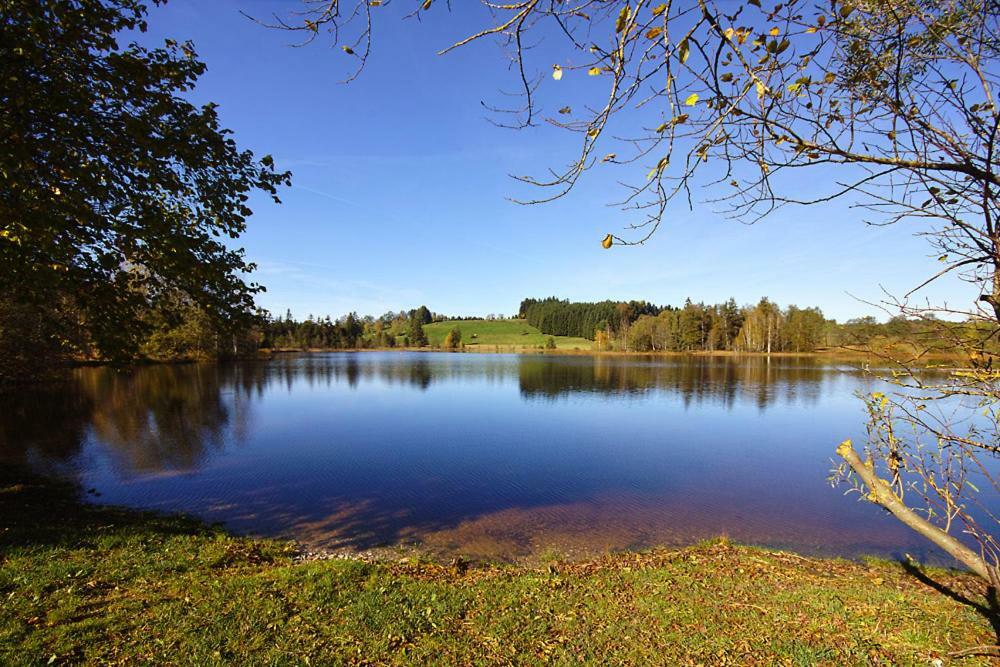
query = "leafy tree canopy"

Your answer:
(0, 0), (290, 374)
